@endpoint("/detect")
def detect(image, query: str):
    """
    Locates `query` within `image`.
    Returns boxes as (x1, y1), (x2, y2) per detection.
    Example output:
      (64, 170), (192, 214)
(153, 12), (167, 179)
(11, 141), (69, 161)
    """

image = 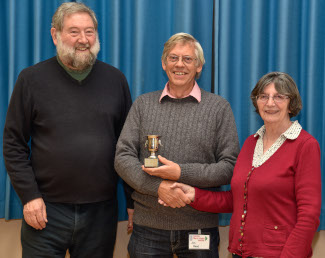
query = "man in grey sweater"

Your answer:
(115, 33), (239, 257)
